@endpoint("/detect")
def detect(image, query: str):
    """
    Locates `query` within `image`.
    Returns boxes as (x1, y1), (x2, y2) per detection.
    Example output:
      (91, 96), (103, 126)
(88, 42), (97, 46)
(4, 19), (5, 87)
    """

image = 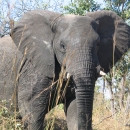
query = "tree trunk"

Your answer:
(125, 90), (130, 114)
(106, 79), (115, 115)
(118, 76), (126, 111)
